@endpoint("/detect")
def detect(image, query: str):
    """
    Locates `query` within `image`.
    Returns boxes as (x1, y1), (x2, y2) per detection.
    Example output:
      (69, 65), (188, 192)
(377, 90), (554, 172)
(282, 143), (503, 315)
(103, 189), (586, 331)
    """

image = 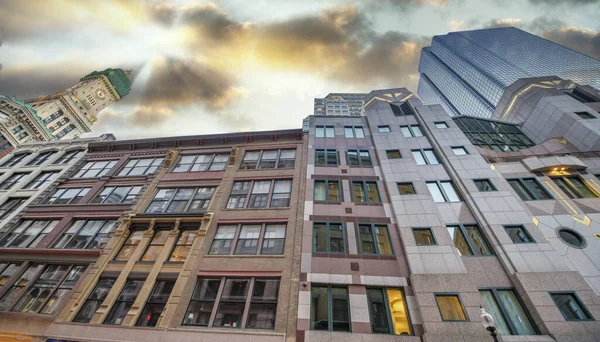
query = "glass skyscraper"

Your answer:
(417, 27), (600, 118)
